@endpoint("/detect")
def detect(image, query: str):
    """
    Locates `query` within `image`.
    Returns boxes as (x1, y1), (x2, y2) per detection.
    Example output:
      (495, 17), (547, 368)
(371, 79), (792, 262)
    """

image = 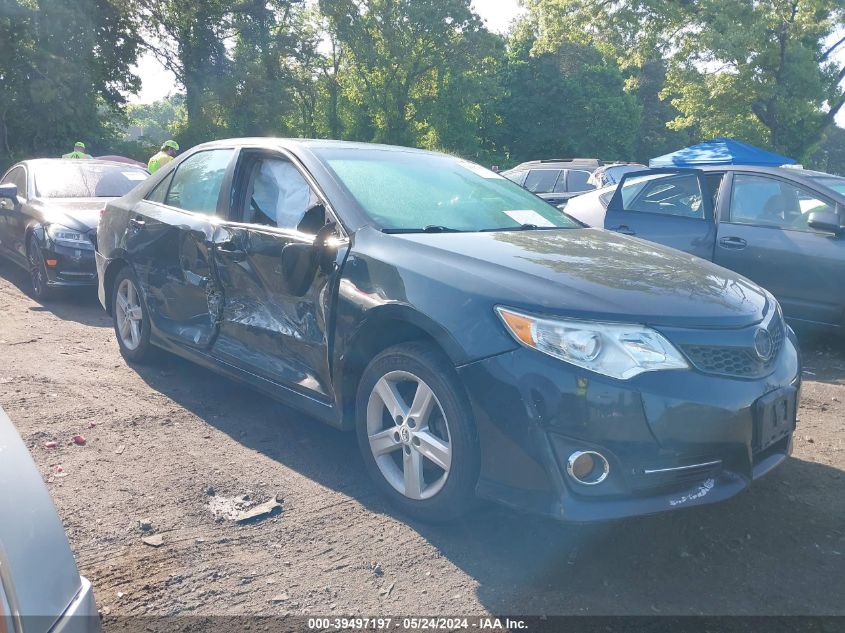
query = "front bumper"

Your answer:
(39, 241), (97, 288)
(457, 327), (801, 522)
